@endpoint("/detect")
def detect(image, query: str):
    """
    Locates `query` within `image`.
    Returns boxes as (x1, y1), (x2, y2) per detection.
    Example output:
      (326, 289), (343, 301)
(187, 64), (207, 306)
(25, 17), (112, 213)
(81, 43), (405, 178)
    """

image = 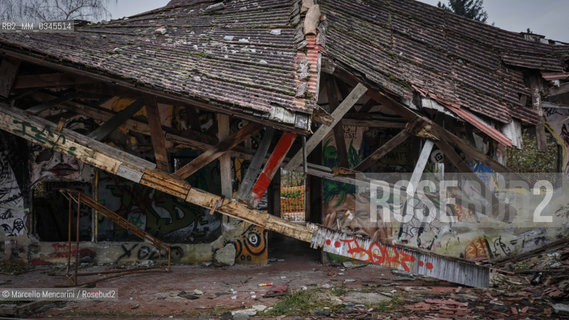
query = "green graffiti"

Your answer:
(322, 138), (359, 208)
(12, 120), (76, 156)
